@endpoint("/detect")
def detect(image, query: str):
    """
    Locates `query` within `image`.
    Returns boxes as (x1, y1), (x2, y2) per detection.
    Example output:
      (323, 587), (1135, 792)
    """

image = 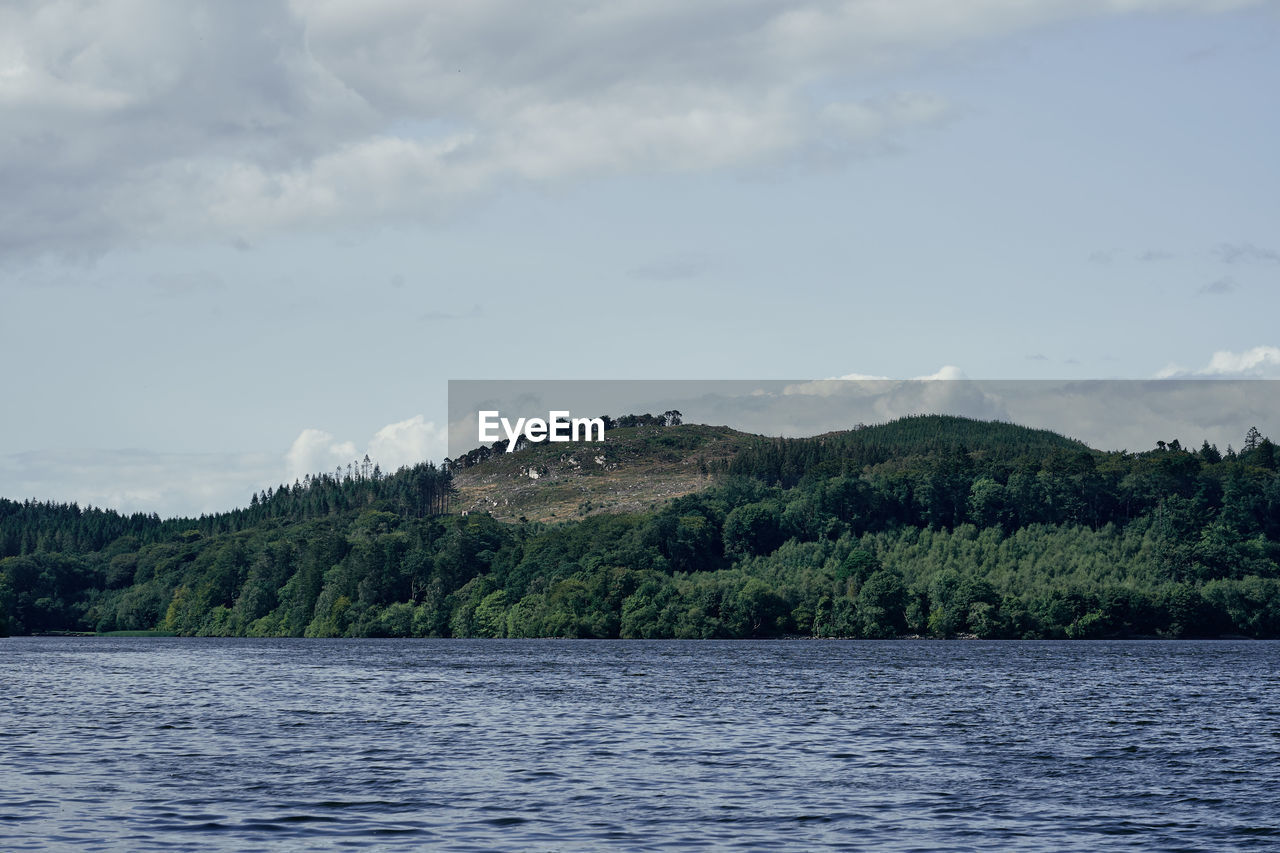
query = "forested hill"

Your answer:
(729, 414), (1091, 487)
(2, 415), (1279, 640)
(0, 461), (453, 555)
(817, 413), (1088, 455)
